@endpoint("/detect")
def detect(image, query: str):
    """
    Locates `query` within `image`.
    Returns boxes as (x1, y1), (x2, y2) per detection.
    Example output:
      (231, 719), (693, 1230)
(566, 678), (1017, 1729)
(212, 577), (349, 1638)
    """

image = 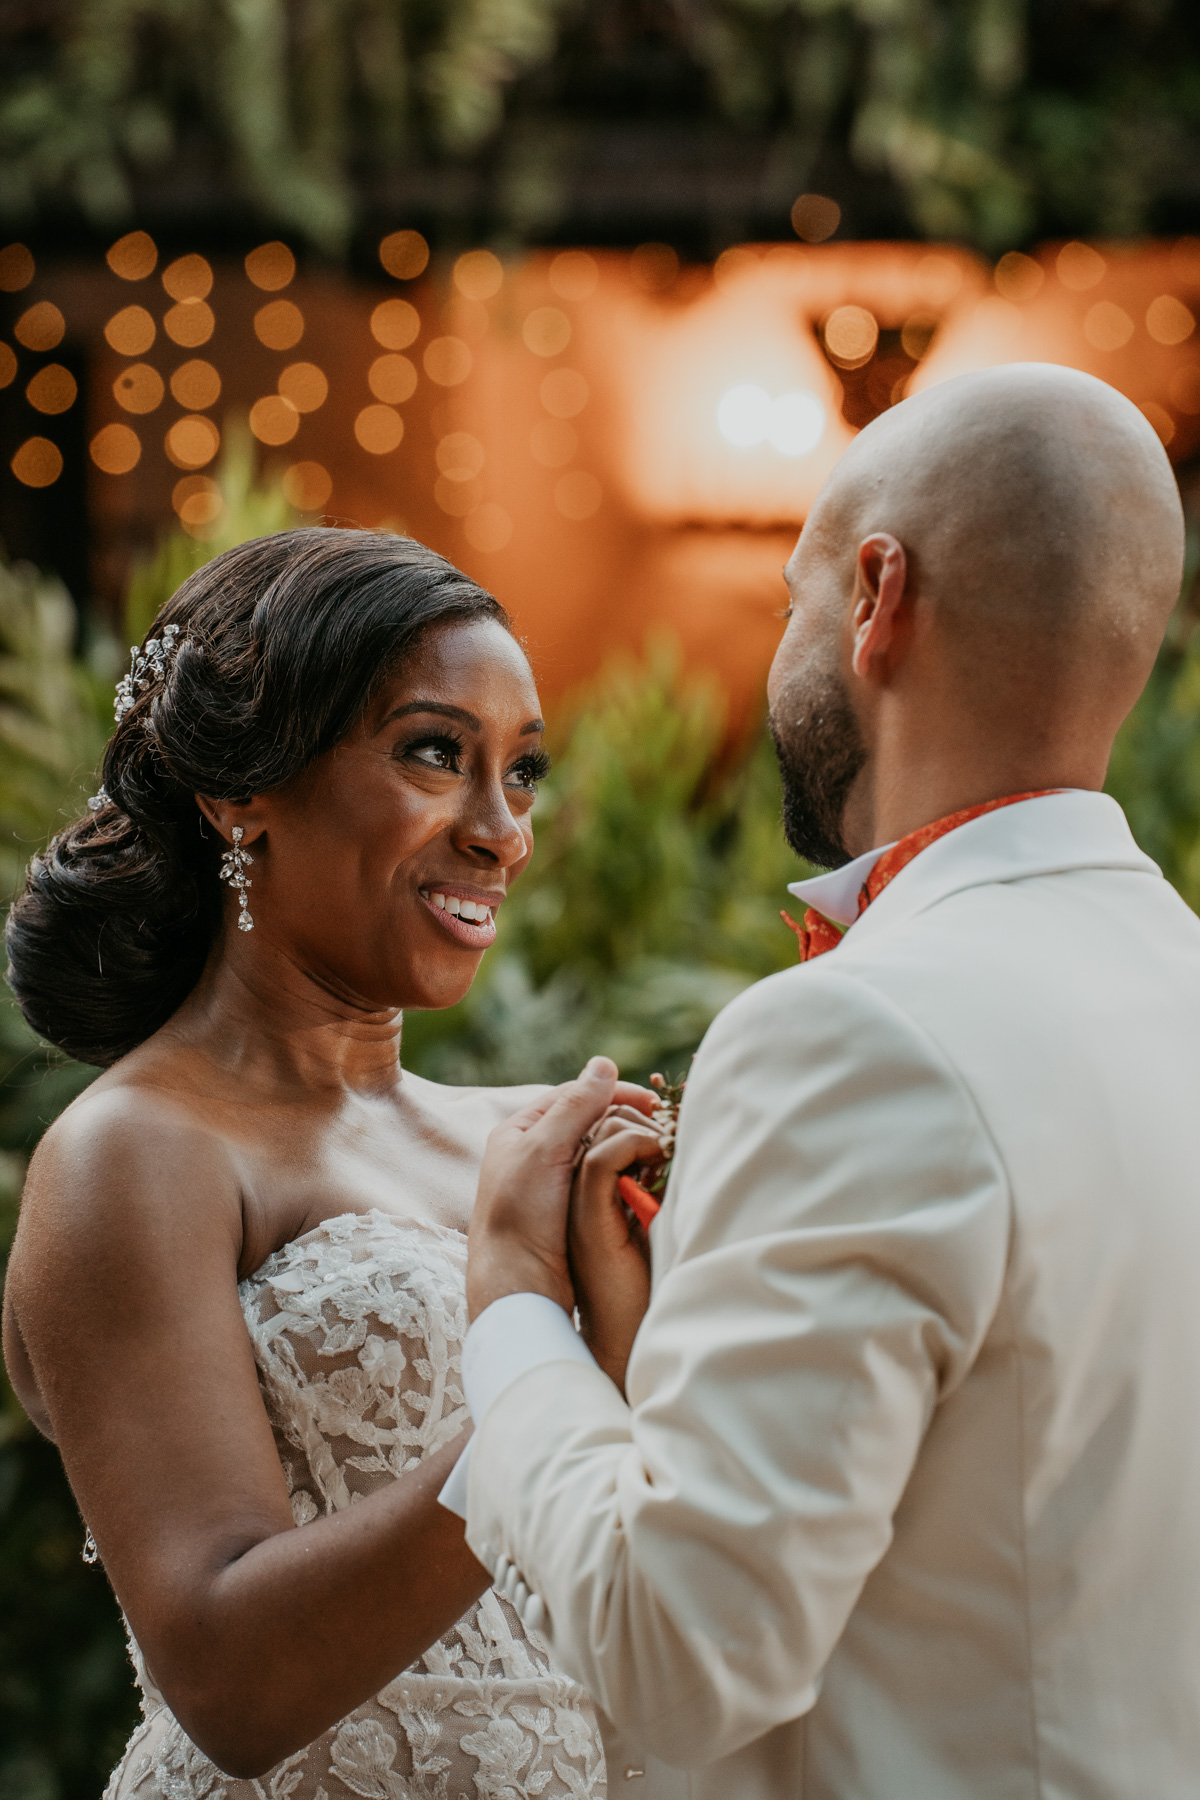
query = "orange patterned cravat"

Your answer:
(782, 789), (1057, 963)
